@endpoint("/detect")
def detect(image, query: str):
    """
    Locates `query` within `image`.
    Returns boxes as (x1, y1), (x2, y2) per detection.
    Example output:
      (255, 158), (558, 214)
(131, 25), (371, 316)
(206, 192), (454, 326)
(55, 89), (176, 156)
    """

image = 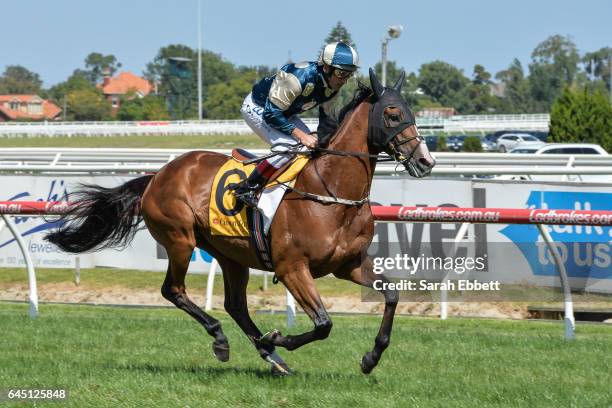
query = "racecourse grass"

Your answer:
(0, 134), (268, 149)
(0, 303), (610, 407)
